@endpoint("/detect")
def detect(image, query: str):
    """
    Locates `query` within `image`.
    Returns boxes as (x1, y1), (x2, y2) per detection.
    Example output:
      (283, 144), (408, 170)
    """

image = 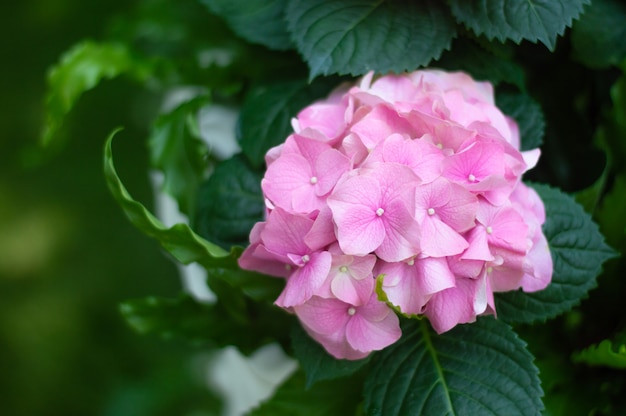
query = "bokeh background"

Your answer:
(0, 2), (221, 415)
